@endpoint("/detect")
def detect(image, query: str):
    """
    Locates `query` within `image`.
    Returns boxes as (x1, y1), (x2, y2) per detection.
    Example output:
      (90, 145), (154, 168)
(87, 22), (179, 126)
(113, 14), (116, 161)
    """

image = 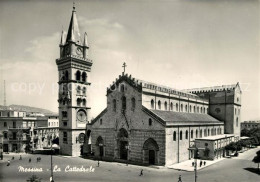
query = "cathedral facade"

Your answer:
(86, 74), (241, 166)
